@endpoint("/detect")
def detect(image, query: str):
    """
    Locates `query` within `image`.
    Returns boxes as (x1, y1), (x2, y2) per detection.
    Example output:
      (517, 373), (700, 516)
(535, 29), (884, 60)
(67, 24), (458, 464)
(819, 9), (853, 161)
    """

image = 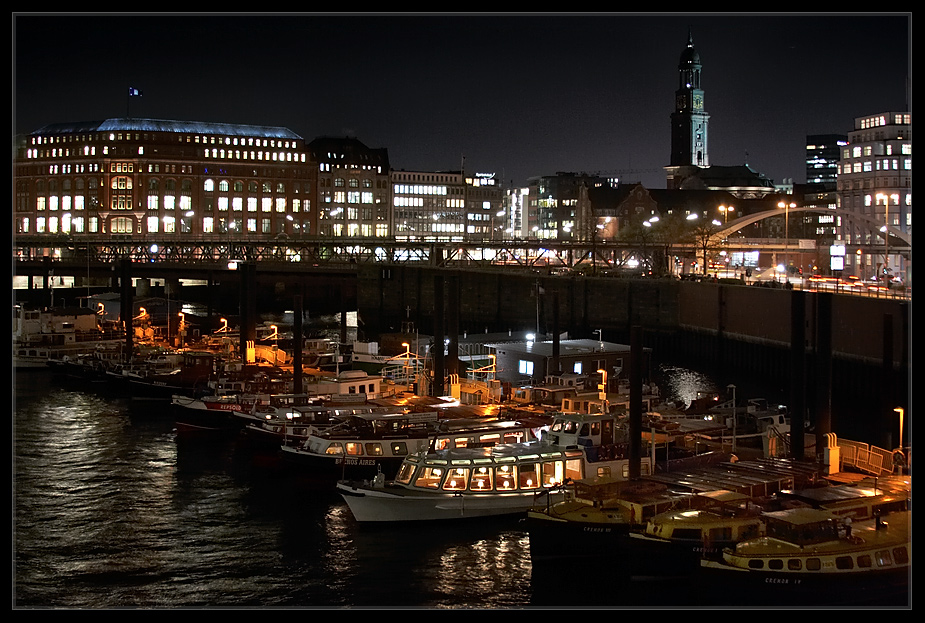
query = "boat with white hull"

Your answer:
(336, 411), (653, 523)
(282, 415), (543, 484)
